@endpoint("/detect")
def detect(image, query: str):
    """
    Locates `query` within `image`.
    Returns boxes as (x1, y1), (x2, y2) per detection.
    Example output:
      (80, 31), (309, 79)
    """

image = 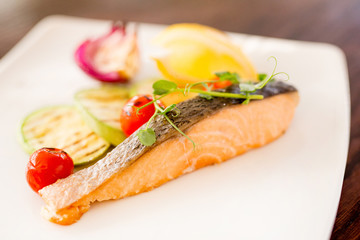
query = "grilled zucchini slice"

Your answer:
(74, 86), (129, 146)
(19, 106), (110, 165)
